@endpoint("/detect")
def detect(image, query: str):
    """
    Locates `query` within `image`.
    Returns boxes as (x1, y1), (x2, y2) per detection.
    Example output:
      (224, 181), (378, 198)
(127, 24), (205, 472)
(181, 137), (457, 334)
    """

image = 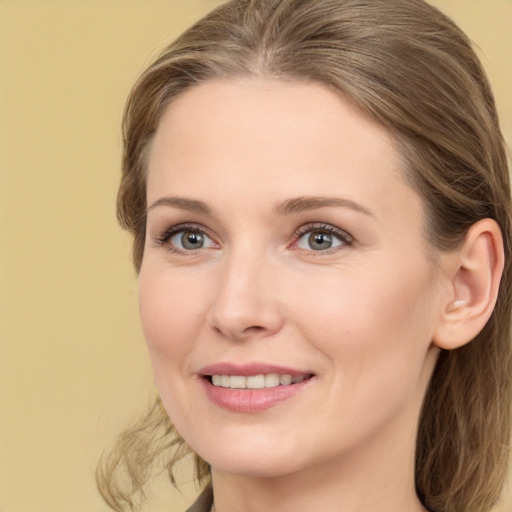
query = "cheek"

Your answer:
(300, 268), (439, 441)
(138, 269), (204, 368)
(292, 262), (438, 379)
(137, 268), (213, 426)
